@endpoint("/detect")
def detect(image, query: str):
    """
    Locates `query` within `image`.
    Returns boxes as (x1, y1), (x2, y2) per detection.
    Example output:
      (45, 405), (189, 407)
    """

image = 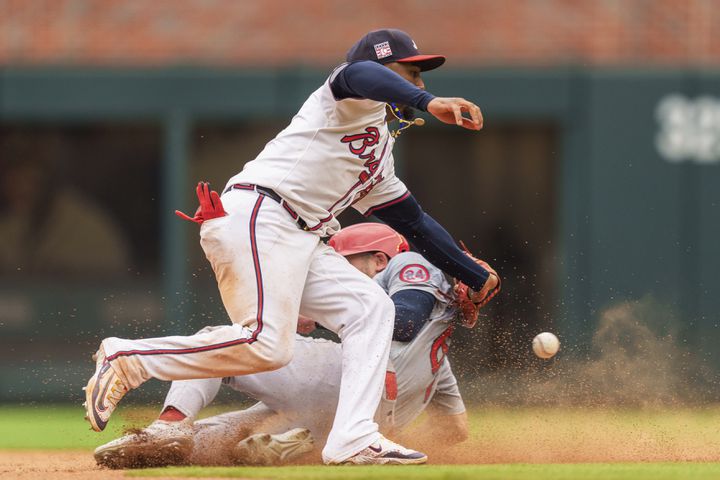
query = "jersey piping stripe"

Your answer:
(328, 139), (390, 213)
(328, 180), (362, 213)
(308, 213), (335, 232)
(281, 201), (299, 219)
(105, 196), (266, 362)
(363, 190), (411, 217)
(304, 137), (391, 232)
